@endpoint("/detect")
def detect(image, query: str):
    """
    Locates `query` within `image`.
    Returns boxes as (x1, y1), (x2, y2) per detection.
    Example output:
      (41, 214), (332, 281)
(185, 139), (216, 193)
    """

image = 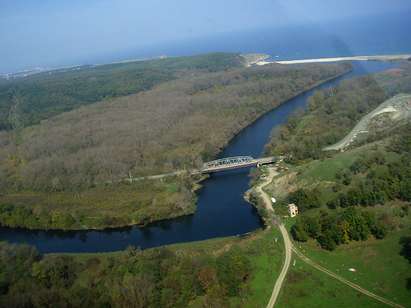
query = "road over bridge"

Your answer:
(201, 156), (276, 173)
(125, 156), (277, 183)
